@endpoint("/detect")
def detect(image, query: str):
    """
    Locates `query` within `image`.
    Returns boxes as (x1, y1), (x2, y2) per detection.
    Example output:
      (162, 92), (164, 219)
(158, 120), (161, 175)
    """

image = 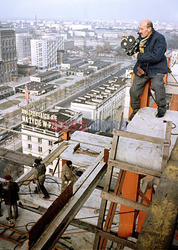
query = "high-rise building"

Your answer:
(0, 27), (18, 83)
(31, 36), (64, 70)
(16, 33), (32, 60)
